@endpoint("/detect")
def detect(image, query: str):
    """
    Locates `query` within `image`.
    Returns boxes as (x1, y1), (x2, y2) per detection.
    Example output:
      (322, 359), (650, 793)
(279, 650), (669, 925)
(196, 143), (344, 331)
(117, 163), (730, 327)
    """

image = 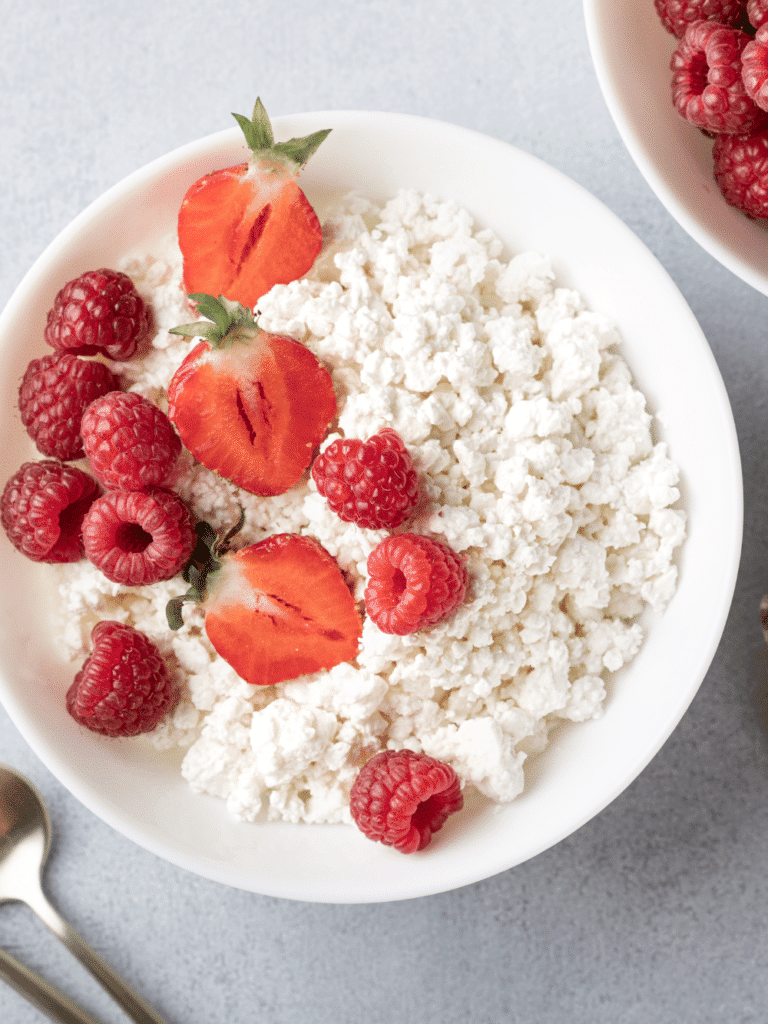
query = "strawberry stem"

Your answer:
(165, 511), (245, 630)
(169, 295), (258, 348)
(231, 98), (331, 175)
